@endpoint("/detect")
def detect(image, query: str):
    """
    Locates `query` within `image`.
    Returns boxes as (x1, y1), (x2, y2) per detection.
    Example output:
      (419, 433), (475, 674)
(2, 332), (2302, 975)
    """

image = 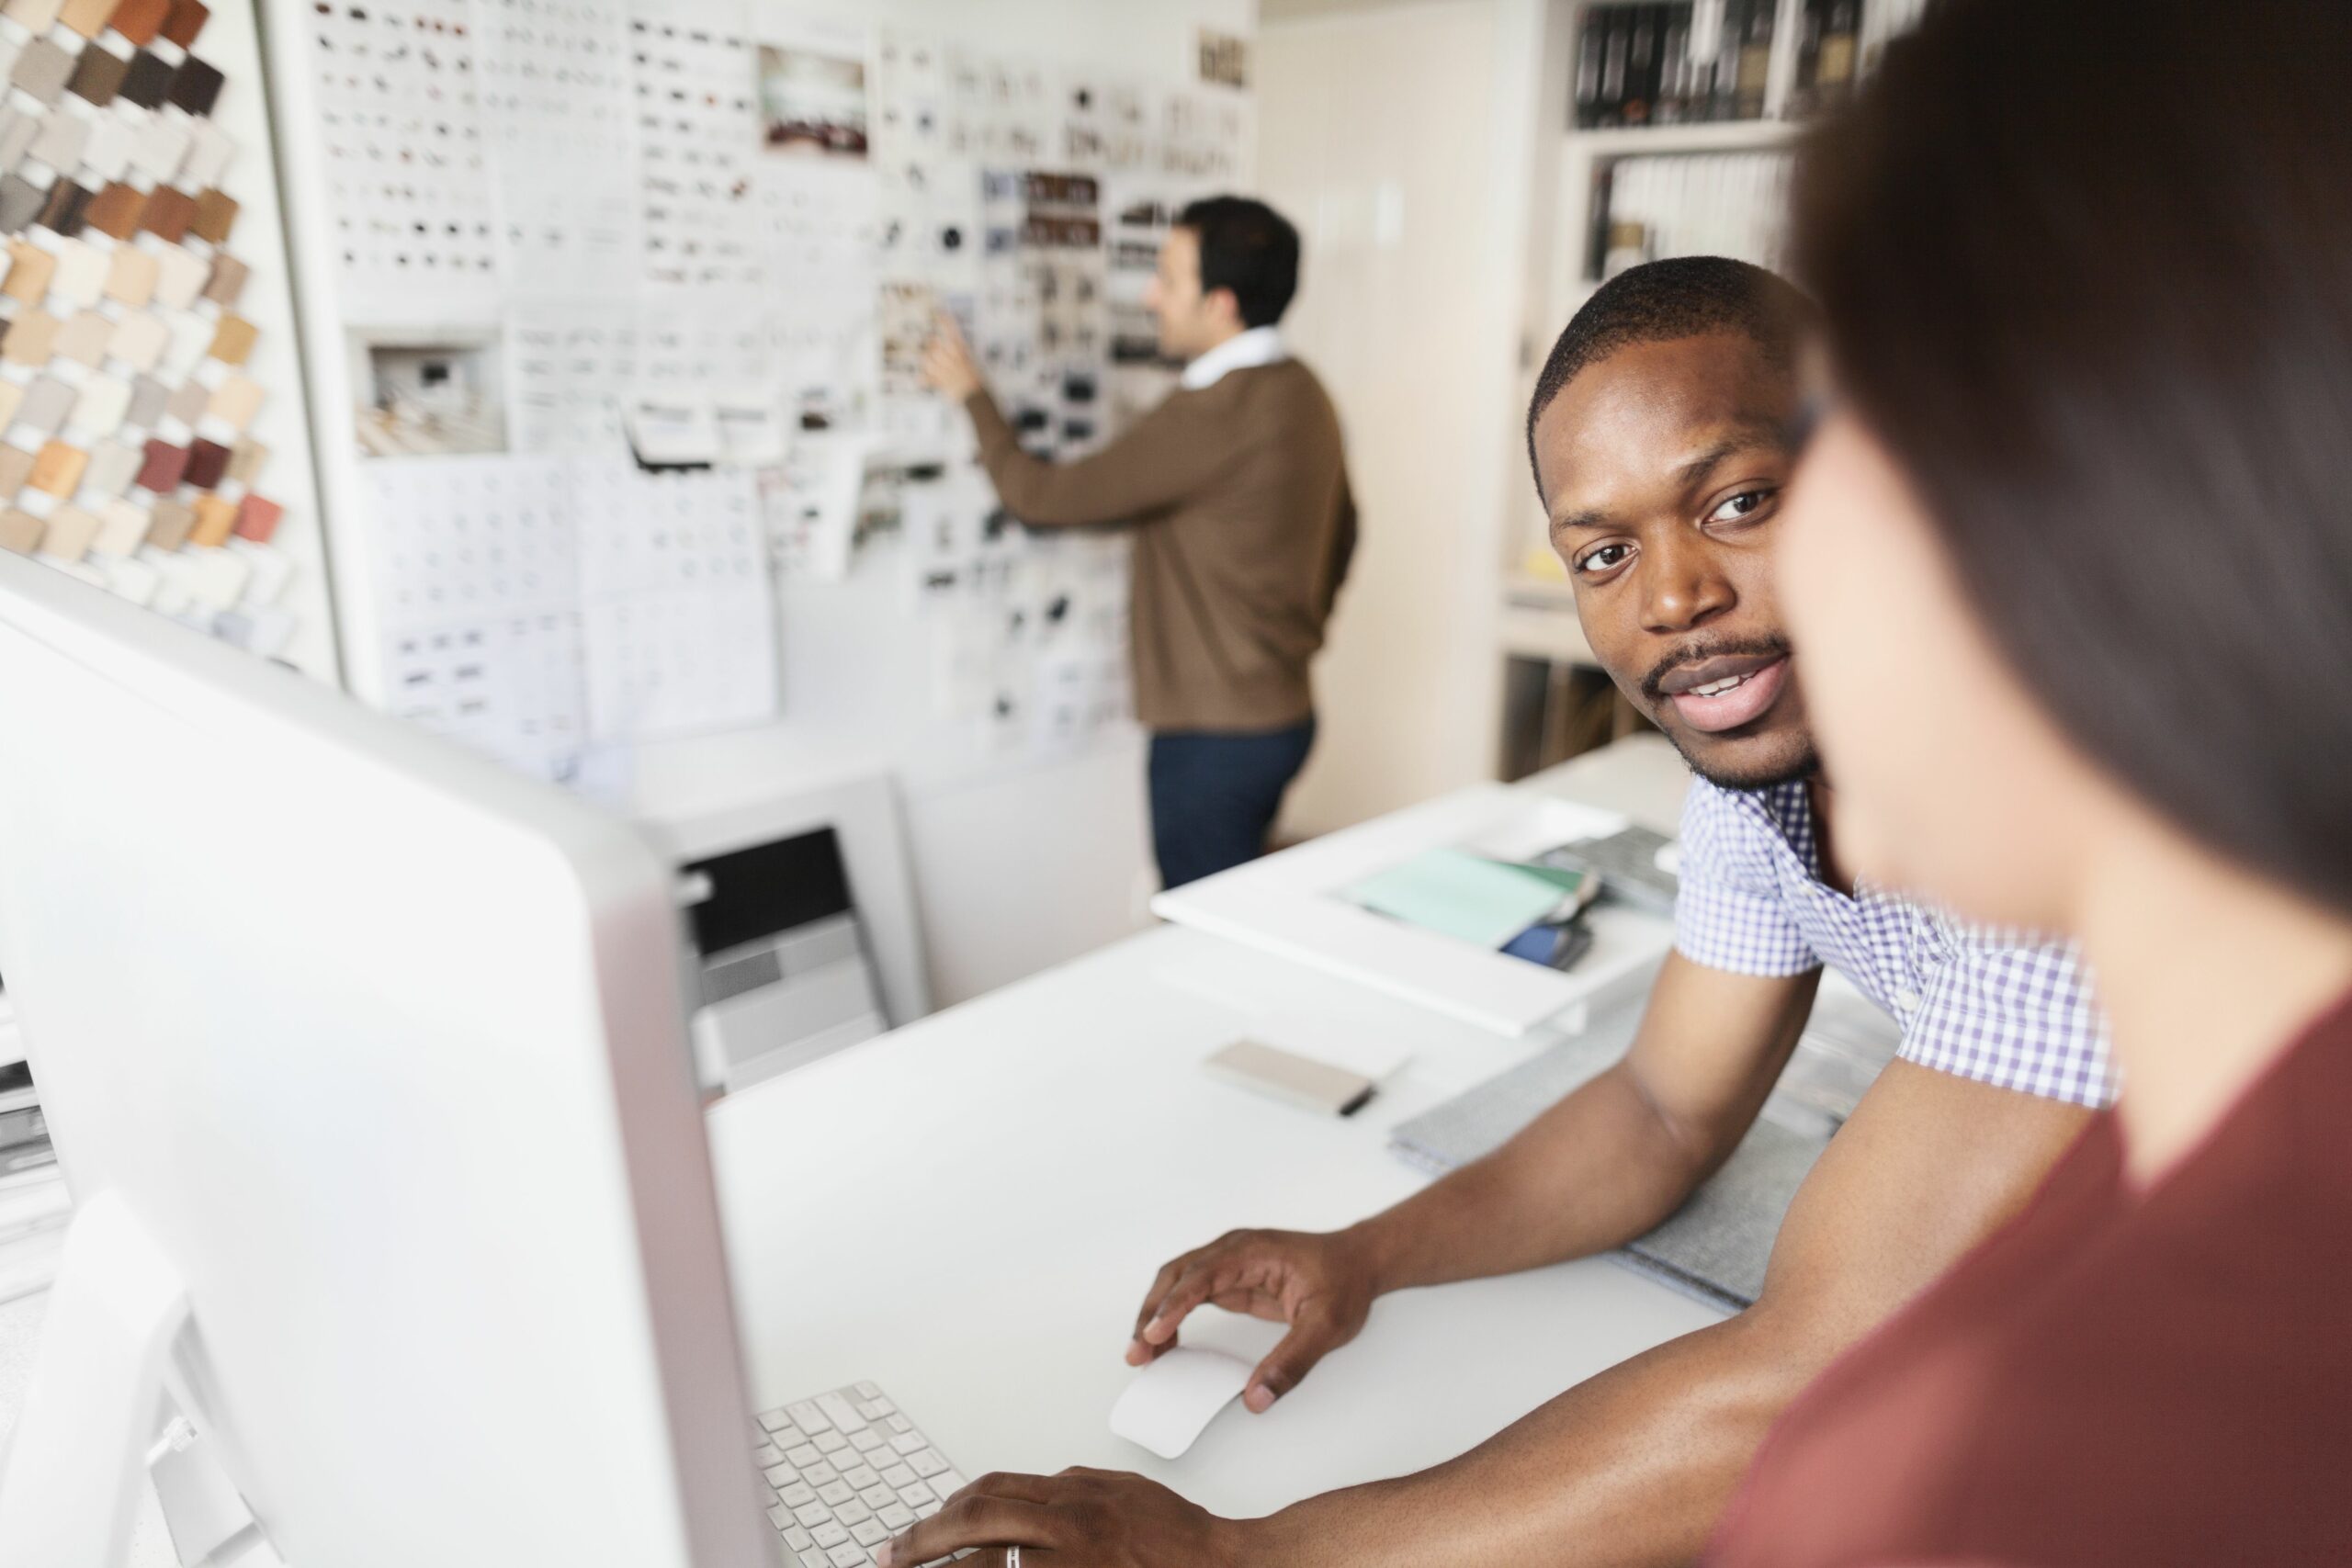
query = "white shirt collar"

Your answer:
(1180, 325), (1287, 390)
